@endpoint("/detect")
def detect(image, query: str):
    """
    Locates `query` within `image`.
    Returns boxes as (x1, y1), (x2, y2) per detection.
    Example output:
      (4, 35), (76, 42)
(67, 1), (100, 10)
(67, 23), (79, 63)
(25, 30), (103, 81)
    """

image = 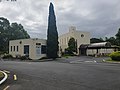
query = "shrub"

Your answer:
(2, 54), (13, 59)
(109, 51), (120, 61)
(15, 54), (21, 59)
(0, 72), (4, 80)
(20, 55), (32, 60)
(62, 48), (77, 57)
(64, 48), (74, 55)
(20, 56), (26, 60)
